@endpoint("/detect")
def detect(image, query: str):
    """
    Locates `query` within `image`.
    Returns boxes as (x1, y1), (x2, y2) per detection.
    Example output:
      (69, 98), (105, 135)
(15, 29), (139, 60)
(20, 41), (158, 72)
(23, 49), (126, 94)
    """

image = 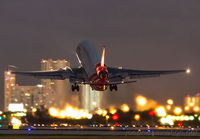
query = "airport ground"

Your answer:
(0, 127), (200, 138)
(0, 135), (198, 139)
